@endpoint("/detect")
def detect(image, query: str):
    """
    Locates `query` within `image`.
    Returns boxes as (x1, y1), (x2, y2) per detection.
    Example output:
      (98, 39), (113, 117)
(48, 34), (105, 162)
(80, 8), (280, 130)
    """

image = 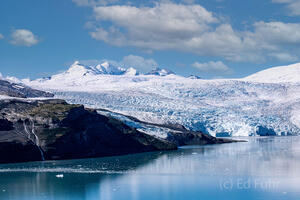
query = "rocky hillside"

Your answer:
(0, 99), (177, 163)
(0, 79), (53, 98)
(0, 98), (237, 164)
